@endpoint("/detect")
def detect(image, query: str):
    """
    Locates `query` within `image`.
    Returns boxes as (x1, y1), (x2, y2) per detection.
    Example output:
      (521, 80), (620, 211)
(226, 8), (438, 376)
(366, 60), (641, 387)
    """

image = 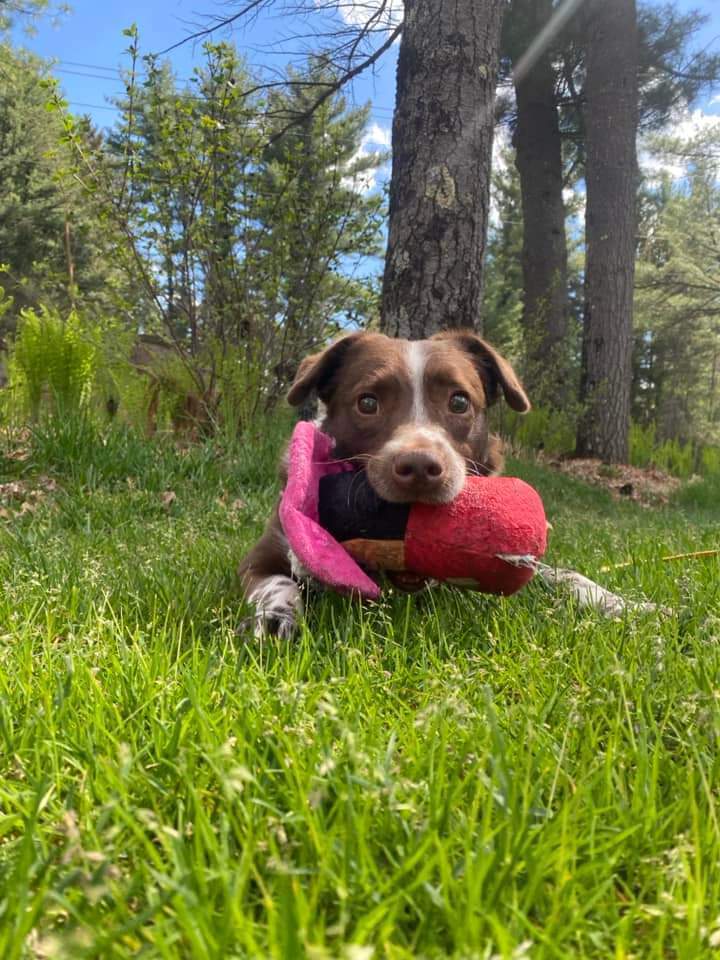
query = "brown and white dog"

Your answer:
(238, 330), (530, 636)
